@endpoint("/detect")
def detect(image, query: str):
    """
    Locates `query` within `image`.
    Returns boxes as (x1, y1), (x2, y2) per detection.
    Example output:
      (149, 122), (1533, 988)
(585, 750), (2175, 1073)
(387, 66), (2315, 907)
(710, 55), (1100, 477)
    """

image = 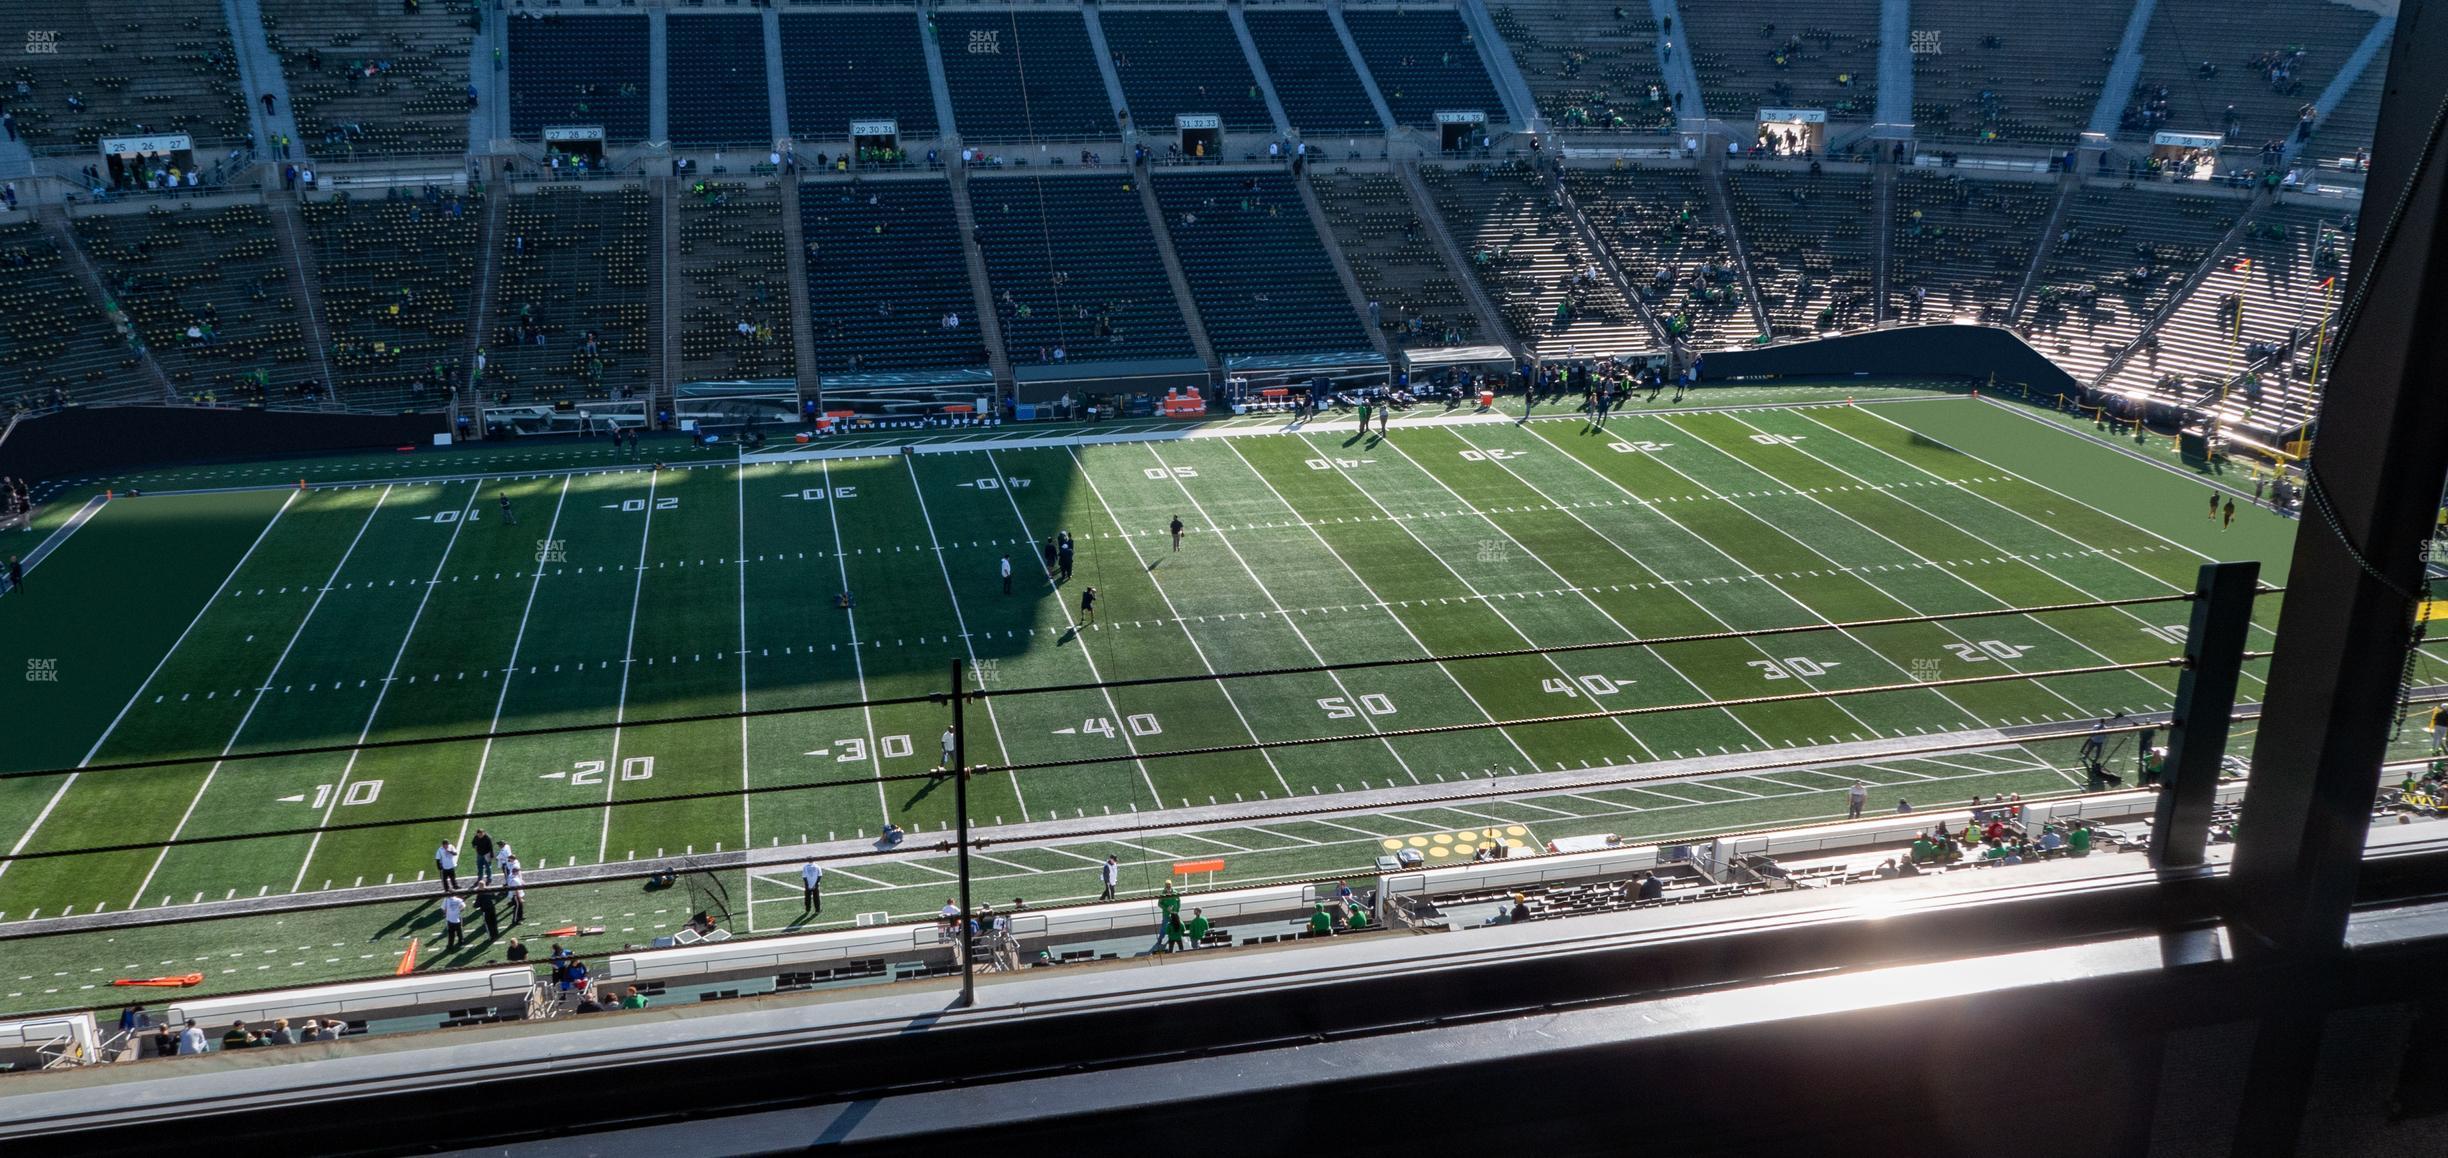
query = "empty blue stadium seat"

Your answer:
(1100, 11), (1273, 135)
(780, 12), (939, 140)
(935, 10), (1115, 142)
(800, 179), (987, 372)
(508, 13), (652, 143)
(1154, 172), (1371, 358)
(667, 14), (772, 148)
(1244, 10), (1381, 136)
(1341, 9), (1506, 130)
(971, 175), (1193, 365)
